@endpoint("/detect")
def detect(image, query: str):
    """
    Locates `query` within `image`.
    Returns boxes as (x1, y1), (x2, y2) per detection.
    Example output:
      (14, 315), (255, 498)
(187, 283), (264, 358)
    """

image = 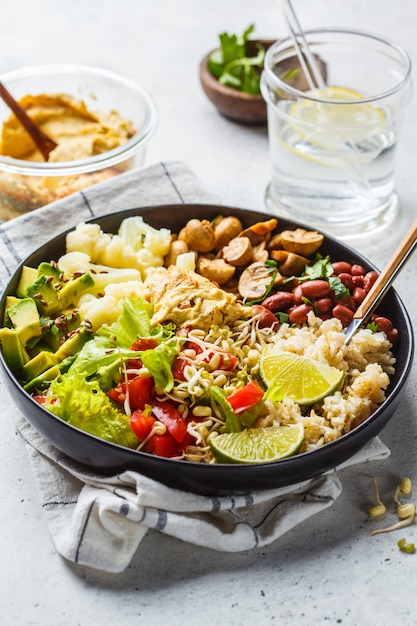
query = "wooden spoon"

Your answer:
(0, 80), (57, 161)
(344, 217), (417, 343)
